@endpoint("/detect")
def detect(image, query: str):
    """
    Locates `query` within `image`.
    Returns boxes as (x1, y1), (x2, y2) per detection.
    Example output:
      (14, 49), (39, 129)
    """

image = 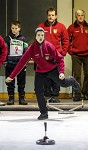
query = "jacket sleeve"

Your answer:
(67, 26), (73, 55)
(0, 36), (8, 65)
(9, 46), (32, 79)
(60, 25), (69, 56)
(49, 43), (65, 74)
